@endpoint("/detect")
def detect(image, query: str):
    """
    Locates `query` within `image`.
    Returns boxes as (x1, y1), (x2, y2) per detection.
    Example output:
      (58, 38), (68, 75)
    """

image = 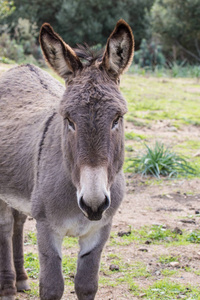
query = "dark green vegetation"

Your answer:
(0, 0), (200, 68)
